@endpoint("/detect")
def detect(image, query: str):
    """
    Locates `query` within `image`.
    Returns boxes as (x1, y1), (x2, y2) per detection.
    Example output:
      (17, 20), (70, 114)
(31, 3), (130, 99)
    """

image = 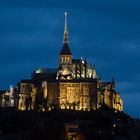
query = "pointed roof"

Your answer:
(63, 12), (68, 44)
(72, 59), (81, 63)
(112, 76), (115, 84)
(60, 43), (72, 55)
(60, 12), (72, 55)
